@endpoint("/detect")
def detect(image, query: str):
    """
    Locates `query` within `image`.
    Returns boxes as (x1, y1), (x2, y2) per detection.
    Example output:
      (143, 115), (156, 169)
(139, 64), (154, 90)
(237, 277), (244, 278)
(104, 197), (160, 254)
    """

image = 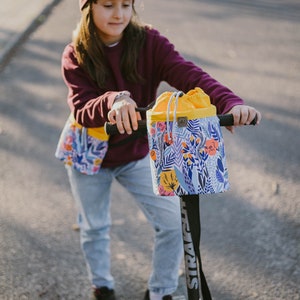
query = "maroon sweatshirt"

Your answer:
(61, 27), (244, 168)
